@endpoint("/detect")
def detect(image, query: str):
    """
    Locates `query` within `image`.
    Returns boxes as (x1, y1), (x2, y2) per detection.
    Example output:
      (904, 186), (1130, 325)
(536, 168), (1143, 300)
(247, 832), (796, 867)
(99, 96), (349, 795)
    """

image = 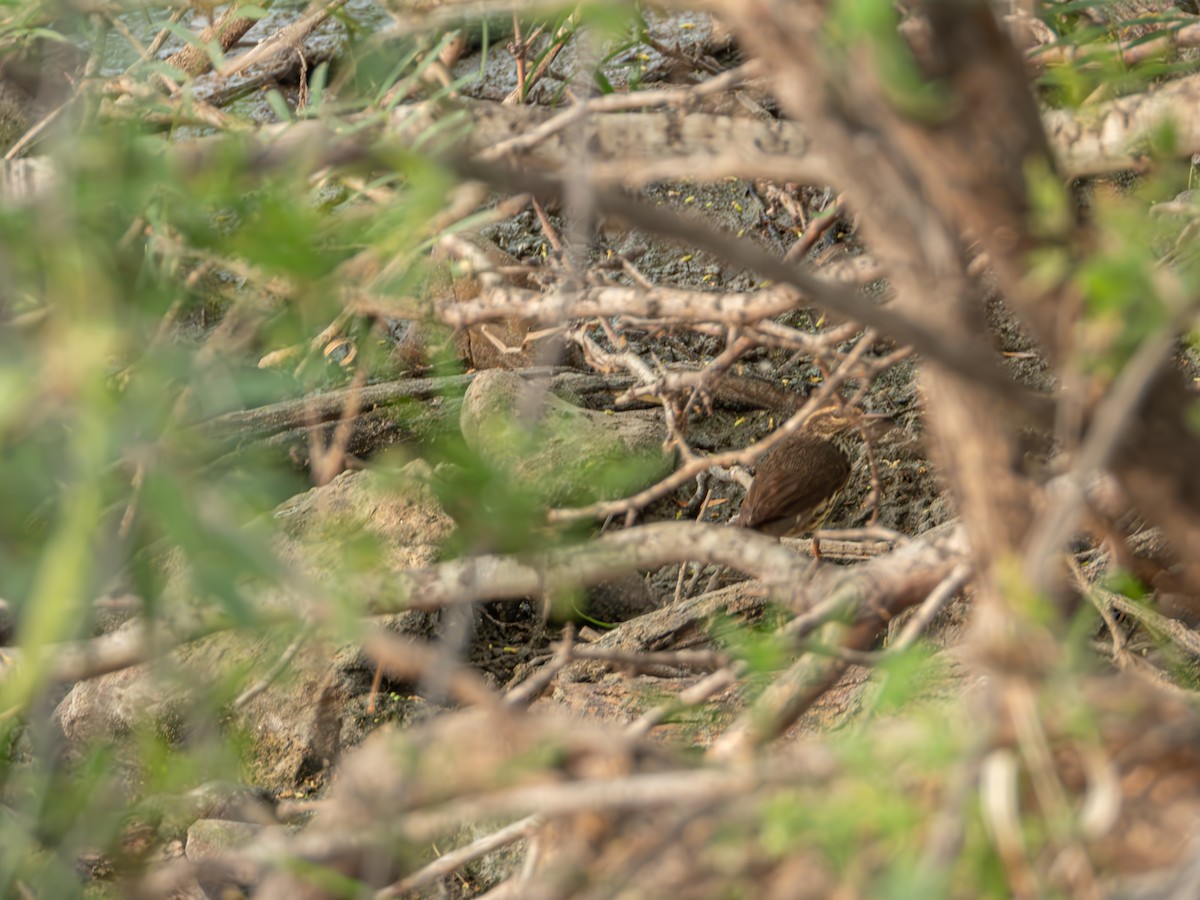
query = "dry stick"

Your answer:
(761, 179), (810, 231)
(504, 625), (574, 709)
(509, 12), (529, 103)
(424, 280), (852, 334)
(375, 814), (545, 898)
(890, 562), (973, 651)
(710, 523), (972, 759)
(614, 251), (657, 291)
(769, 319), (867, 367)
(484, 60), (759, 158)
(5, 96), (73, 161)
(89, 60), (1181, 186)
(707, 628), (862, 761)
(1067, 555), (1128, 663)
(1088, 635), (1196, 698)
(565, 645), (727, 672)
(104, 74), (238, 130)
(364, 649), (386, 715)
(138, 6), (188, 65)
(573, 324), (665, 400)
(215, 0), (348, 80)
(1006, 683), (1102, 898)
(162, 0), (265, 81)
(506, 12), (535, 103)
(781, 197), (842, 264)
(980, 748), (1039, 899)
(0, 618), (228, 686)
(362, 523), (813, 613)
(677, 332), (761, 422)
(1007, 693), (1070, 830)
(919, 730), (993, 882)
(296, 48), (310, 109)
(596, 314), (626, 352)
(674, 486), (713, 604)
(266, 764), (833, 871)
(204, 367), (593, 438)
(1024, 323), (1179, 593)
(204, 724), (838, 882)
(614, 327), (834, 407)
(390, 759), (835, 846)
(12, 518), (819, 693)
(1089, 579), (1200, 659)
(453, 159), (1048, 423)
(363, 630), (502, 710)
(308, 361), (367, 486)
(501, 12), (575, 106)
(573, 326), (690, 462)
(531, 195), (564, 255)
(642, 31), (725, 75)
(517, 826), (541, 886)
(626, 662), (744, 737)
(232, 623), (314, 709)
(547, 321), (875, 524)
(1028, 19), (1200, 69)
(808, 526), (904, 547)
(789, 534), (886, 563)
